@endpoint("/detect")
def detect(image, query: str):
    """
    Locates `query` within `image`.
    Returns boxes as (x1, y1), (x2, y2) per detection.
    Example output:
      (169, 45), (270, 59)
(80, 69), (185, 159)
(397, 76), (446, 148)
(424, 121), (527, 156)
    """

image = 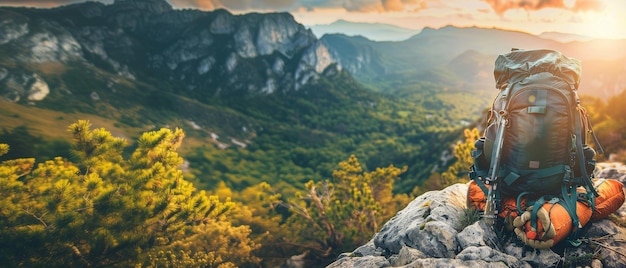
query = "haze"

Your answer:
(1, 0), (625, 39)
